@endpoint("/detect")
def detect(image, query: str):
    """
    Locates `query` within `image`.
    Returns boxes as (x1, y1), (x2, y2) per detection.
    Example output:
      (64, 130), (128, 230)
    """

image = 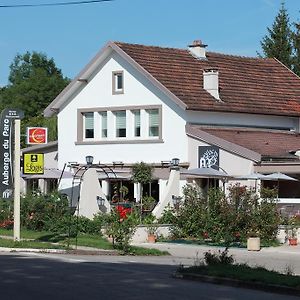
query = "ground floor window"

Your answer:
(26, 179), (39, 192)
